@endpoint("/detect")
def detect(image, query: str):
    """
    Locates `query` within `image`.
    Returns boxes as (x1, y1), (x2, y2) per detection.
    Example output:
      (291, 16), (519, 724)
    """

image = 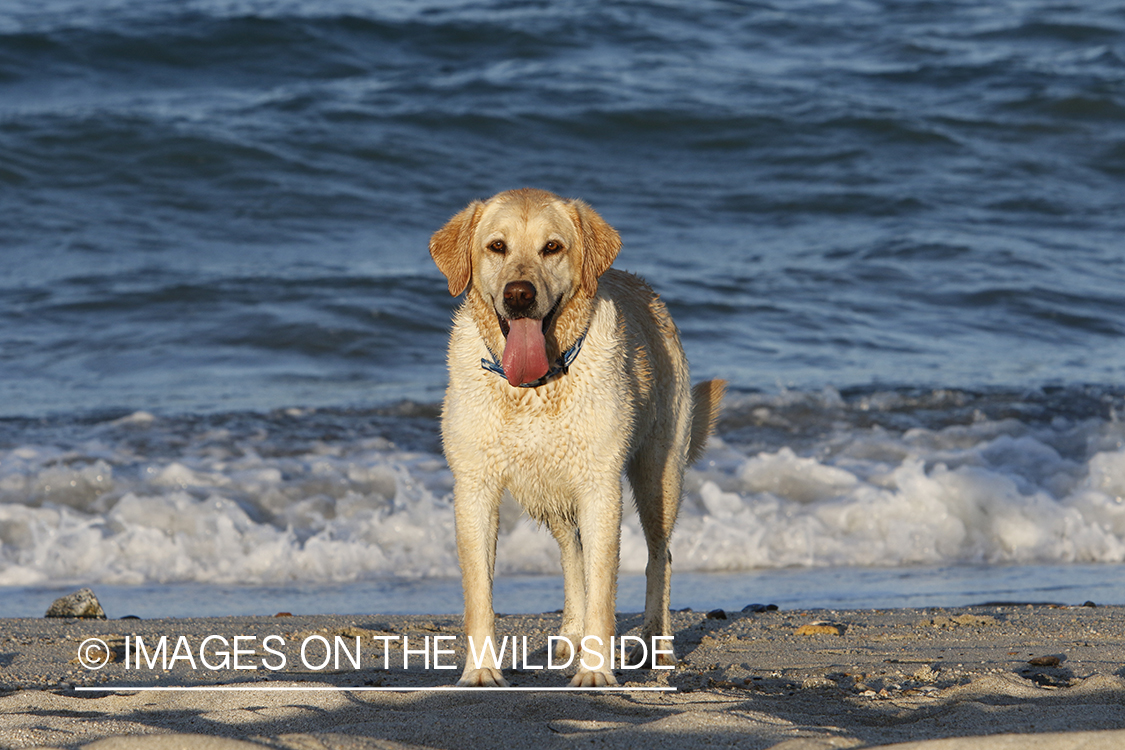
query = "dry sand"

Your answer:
(2, 604), (1124, 749)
